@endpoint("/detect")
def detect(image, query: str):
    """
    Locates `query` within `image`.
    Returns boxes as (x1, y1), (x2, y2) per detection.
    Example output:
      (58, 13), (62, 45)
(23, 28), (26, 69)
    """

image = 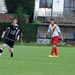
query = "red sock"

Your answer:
(50, 47), (55, 55)
(55, 47), (58, 56)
